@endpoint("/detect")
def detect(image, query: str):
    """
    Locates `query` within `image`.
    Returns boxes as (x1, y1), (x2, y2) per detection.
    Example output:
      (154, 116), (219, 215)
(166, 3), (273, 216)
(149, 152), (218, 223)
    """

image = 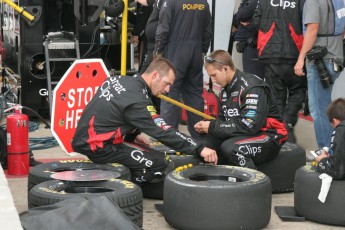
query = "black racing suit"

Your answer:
(201, 69), (287, 169)
(317, 120), (345, 179)
(253, 0), (307, 134)
(72, 75), (203, 184)
(154, 0), (213, 138)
